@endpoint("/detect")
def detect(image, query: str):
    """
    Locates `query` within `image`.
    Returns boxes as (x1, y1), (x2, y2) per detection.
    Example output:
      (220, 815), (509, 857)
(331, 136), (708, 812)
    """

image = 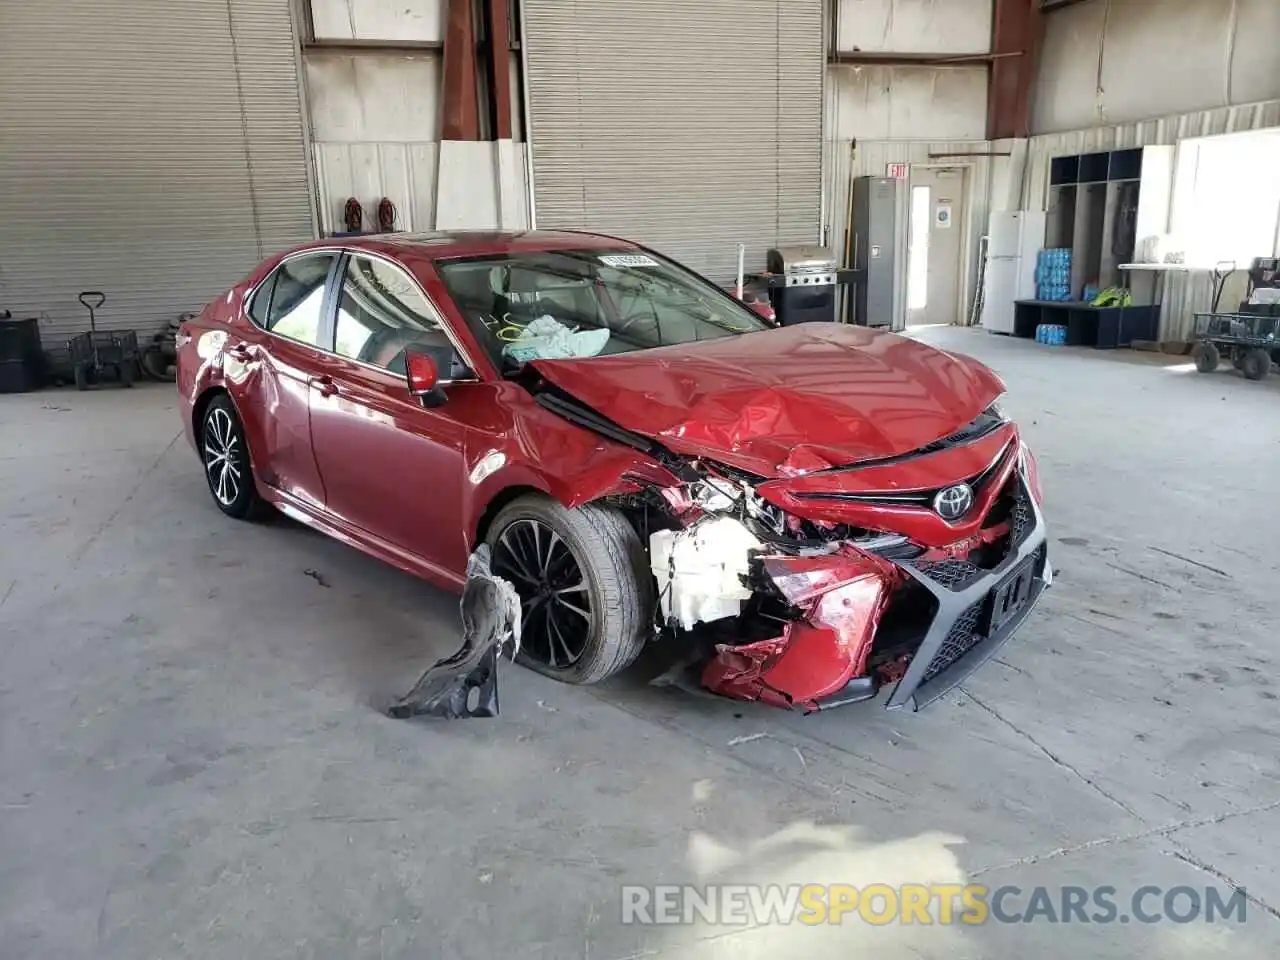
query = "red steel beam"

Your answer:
(484, 0), (513, 139)
(441, 0), (480, 140)
(987, 0), (1043, 139)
